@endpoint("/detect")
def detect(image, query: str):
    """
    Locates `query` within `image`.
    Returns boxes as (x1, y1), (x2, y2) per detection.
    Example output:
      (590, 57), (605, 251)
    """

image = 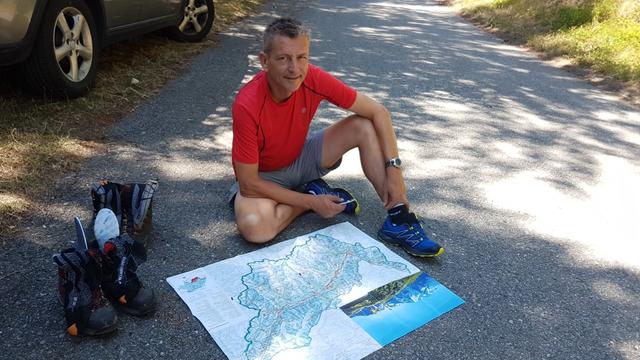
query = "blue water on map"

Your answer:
(350, 275), (464, 346)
